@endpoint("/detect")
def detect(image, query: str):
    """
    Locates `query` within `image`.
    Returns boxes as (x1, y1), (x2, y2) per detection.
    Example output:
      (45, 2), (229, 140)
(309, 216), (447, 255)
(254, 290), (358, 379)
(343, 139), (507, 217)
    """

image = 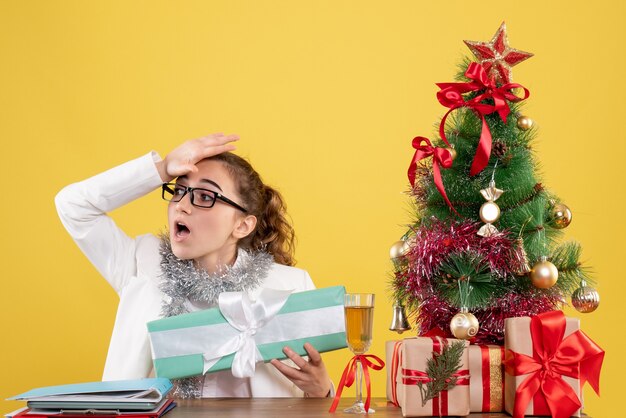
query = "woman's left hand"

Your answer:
(270, 342), (332, 397)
